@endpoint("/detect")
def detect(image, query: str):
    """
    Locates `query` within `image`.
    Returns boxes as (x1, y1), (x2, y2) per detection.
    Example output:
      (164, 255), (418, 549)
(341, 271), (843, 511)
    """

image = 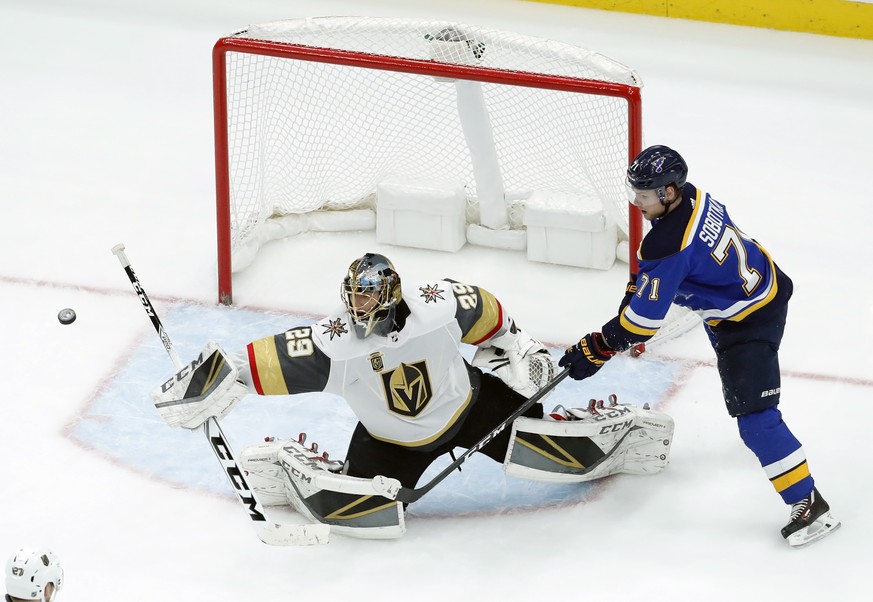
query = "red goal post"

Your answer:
(213, 18), (643, 305)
